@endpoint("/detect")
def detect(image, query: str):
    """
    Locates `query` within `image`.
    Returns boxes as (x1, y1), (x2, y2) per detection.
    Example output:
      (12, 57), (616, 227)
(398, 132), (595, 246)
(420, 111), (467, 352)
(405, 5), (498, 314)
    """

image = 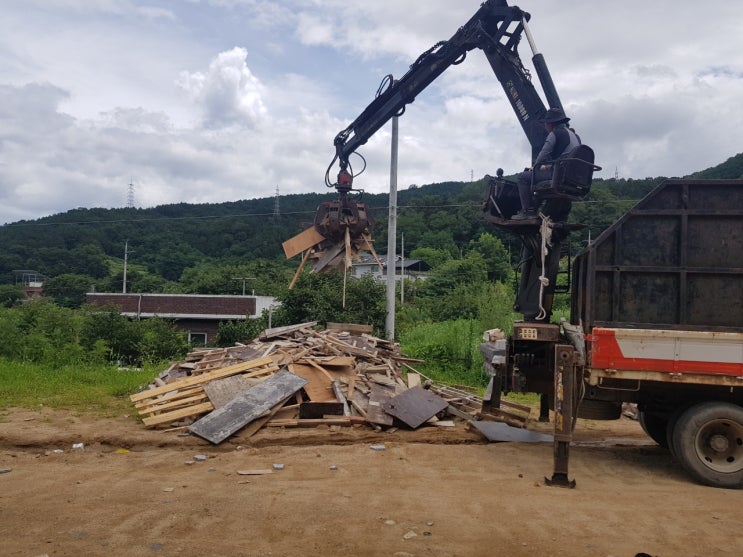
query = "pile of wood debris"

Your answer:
(130, 322), (528, 445)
